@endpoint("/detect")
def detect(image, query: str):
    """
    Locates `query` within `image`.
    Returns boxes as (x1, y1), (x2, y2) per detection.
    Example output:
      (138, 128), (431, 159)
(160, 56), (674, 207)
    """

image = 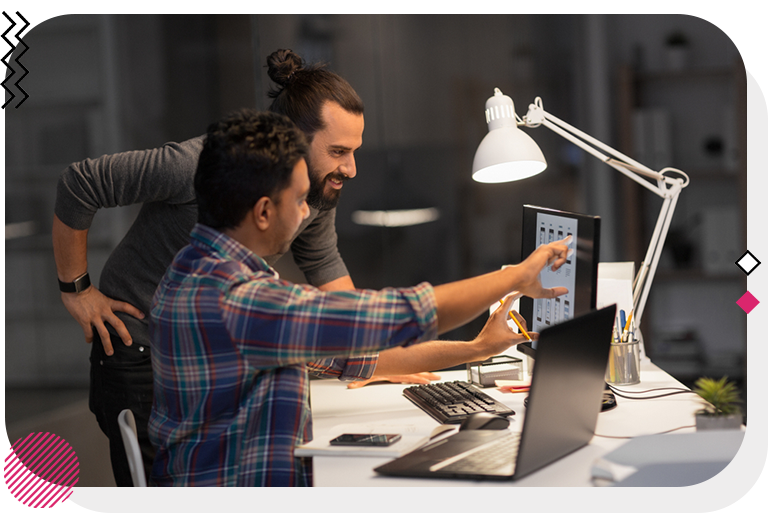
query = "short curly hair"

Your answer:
(195, 109), (309, 230)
